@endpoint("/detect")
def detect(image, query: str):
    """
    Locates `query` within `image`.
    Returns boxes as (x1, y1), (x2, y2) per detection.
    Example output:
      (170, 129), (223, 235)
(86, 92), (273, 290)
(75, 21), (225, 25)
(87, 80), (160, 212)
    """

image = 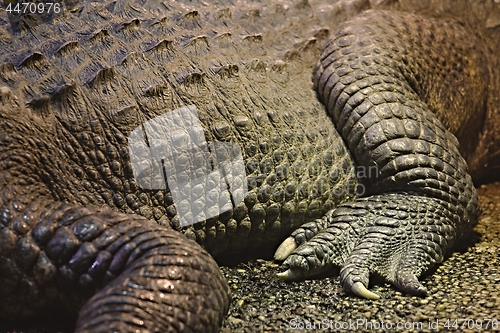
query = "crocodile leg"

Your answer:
(0, 97), (230, 333)
(276, 10), (483, 298)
